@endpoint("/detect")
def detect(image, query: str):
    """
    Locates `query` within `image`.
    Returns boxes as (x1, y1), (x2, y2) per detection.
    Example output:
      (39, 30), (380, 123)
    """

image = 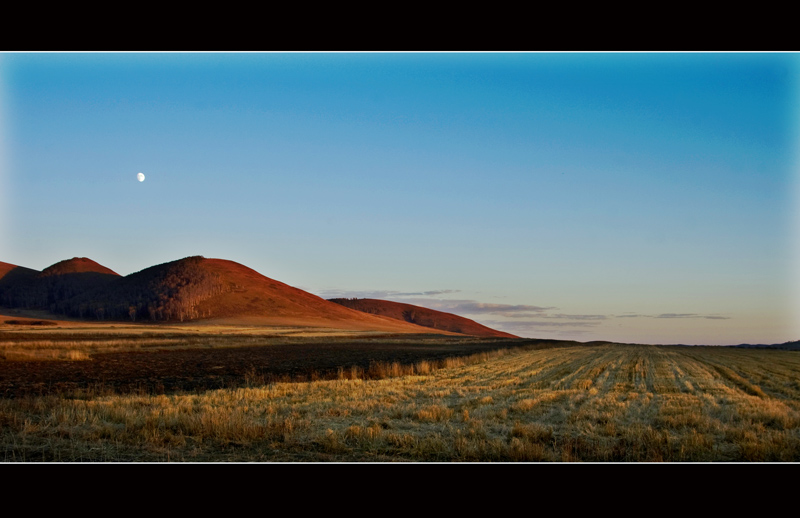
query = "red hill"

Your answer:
(7, 255), (456, 334)
(328, 298), (518, 338)
(1, 258), (120, 314)
(40, 257), (120, 277)
(0, 255), (491, 336)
